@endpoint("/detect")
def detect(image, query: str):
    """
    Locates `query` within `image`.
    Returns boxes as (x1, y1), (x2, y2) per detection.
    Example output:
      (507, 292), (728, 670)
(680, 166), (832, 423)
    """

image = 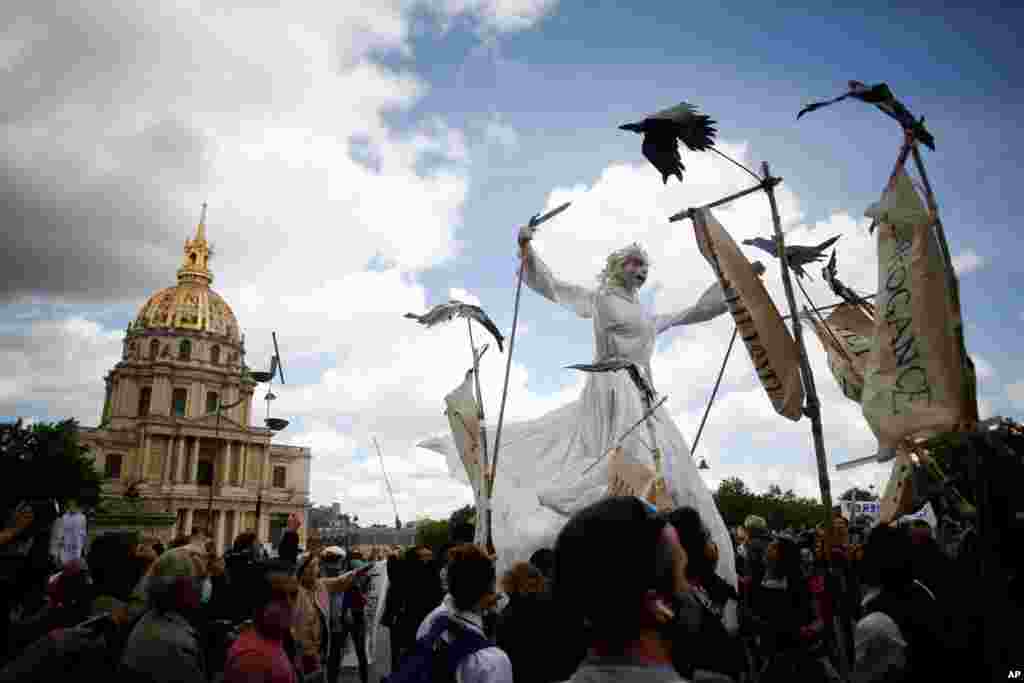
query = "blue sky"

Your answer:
(1, 0), (1021, 525)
